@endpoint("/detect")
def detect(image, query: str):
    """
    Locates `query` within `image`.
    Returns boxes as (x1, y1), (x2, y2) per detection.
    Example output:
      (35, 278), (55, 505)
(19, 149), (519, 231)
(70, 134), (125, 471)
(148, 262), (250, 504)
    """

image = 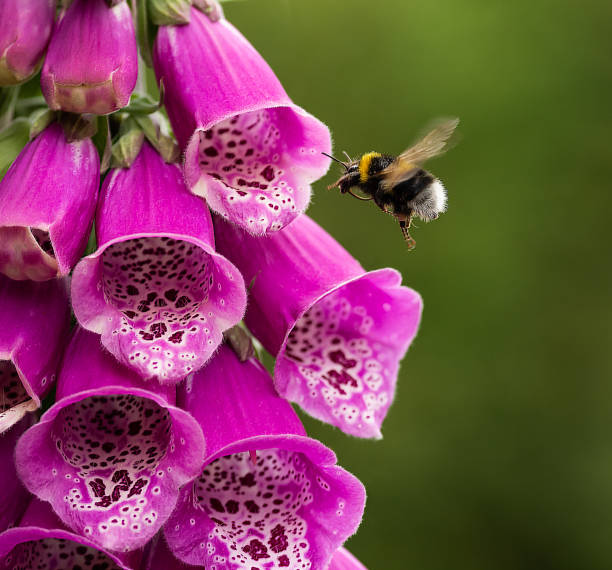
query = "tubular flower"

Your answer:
(329, 547), (369, 570)
(214, 215), (423, 439)
(0, 417), (32, 532)
(153, 7), (331, 235)
(15, 328), (206, 552)
(0, 122), (100, 281)
(72, 142), (246, 384)
(0, 0), (55, 86)
(0, 275), (70, 433)
(41, 0), (137, 114)
(165, 345), (365, 569)
(0, 499), (141, 569)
